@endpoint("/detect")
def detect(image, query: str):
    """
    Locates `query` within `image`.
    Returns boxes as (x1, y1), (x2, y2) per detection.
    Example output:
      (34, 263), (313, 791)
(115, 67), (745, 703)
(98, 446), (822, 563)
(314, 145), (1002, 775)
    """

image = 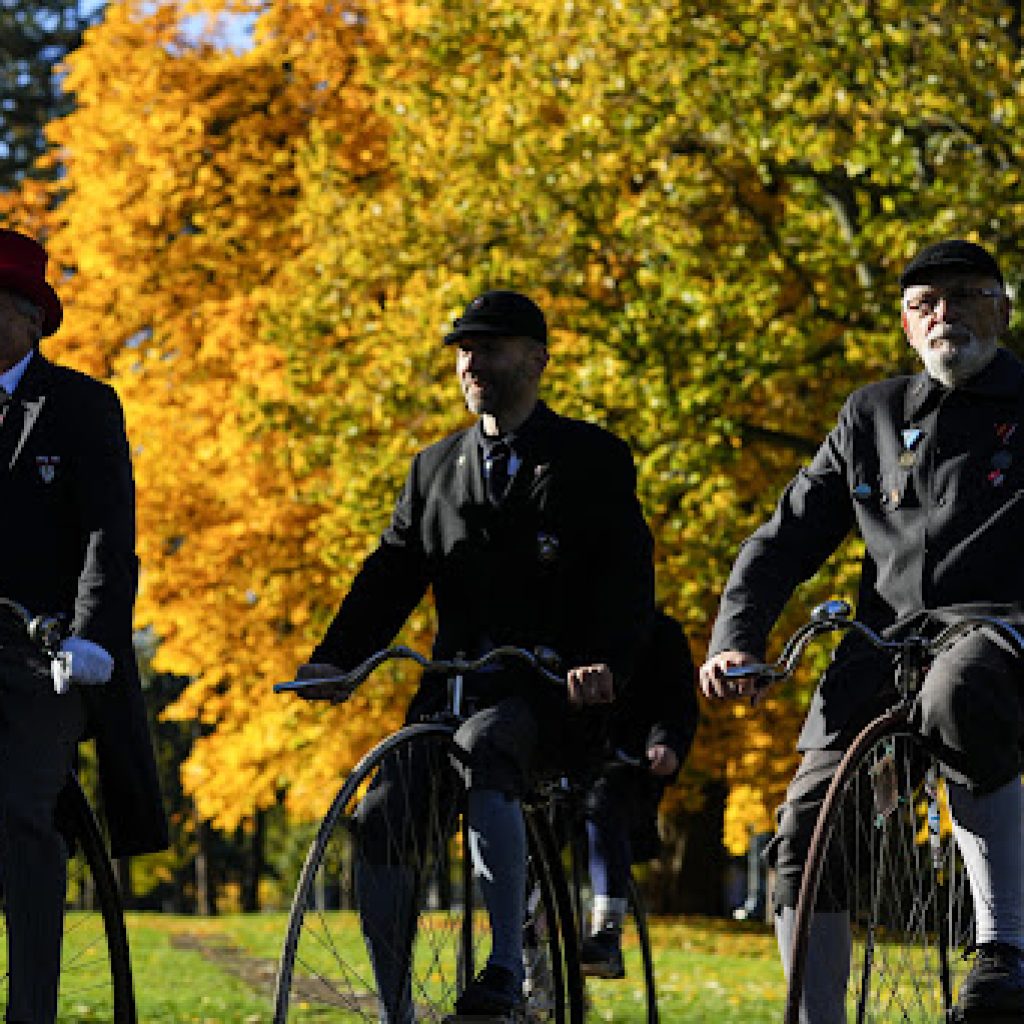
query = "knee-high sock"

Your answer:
(948, 777), (1024, 949)
(468, 788), (526, 982)
(355, 861), (417, 1024)
(775, 906), (850, 1024)
(585, 815), (631, 902)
